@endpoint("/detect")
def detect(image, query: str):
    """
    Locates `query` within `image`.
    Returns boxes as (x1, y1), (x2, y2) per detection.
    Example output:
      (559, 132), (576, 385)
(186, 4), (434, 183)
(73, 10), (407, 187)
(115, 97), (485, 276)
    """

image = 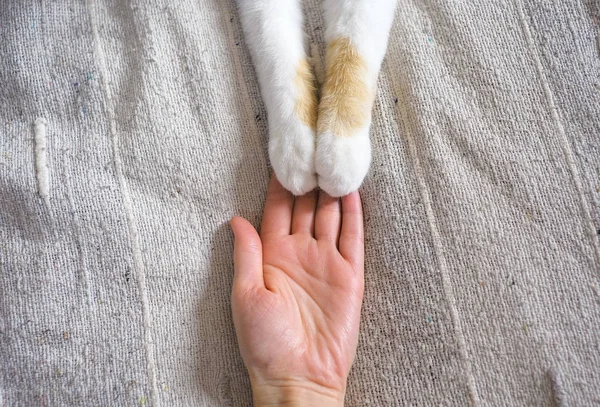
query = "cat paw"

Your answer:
(315, 129), (371, 197)
(269, 123), (318, 196)
(315, 37), (374, 197)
